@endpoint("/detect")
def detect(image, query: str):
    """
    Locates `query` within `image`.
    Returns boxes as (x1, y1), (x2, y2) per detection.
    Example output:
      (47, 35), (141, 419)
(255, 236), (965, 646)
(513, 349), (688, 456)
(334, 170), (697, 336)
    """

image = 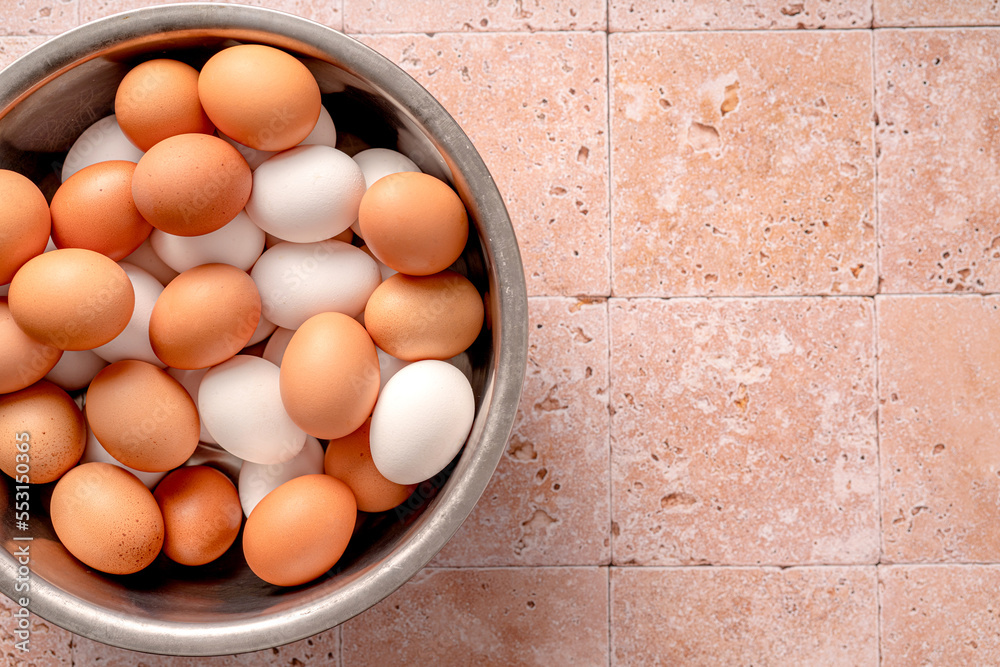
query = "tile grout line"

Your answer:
(603, 10), (615, 664)
(870, 19), (884, 667)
